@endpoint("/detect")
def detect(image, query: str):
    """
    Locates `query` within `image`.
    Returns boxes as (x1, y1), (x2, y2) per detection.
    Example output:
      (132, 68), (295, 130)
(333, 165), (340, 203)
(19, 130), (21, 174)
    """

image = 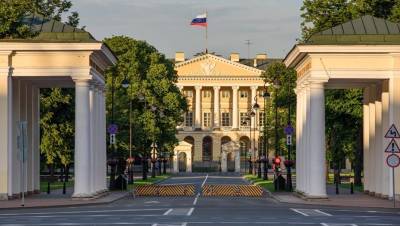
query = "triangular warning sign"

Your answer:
(385, 139), (400, 153)
(385, 124), (400, 138)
